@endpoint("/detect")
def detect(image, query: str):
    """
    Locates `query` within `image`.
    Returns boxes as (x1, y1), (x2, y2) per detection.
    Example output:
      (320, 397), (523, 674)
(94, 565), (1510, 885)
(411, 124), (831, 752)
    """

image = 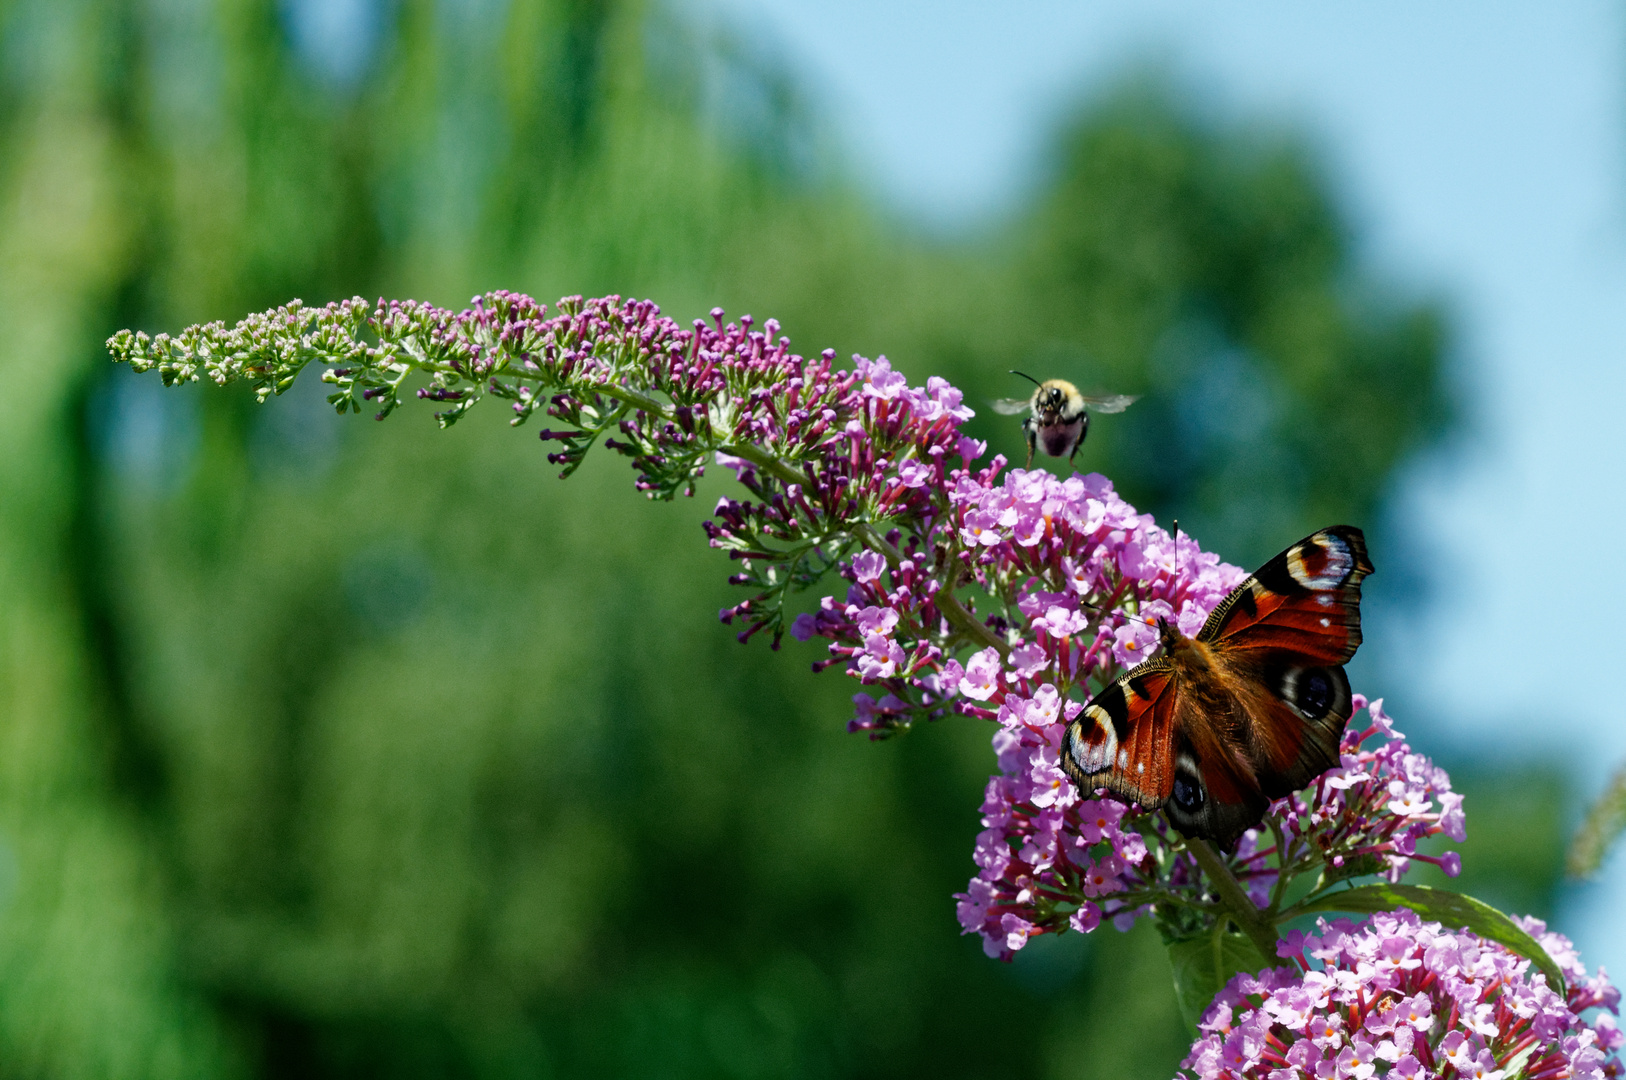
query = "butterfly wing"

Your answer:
(1200, 525), (1373, 799)
(1199, 525), (1371, 664)
(1061, 658), (1268, 847)
(1078, 393), (1138, 414)
(1224, 657), (1353, 799)
(991, 397), (1033, 415)
(1063, 659), (1178, 807)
